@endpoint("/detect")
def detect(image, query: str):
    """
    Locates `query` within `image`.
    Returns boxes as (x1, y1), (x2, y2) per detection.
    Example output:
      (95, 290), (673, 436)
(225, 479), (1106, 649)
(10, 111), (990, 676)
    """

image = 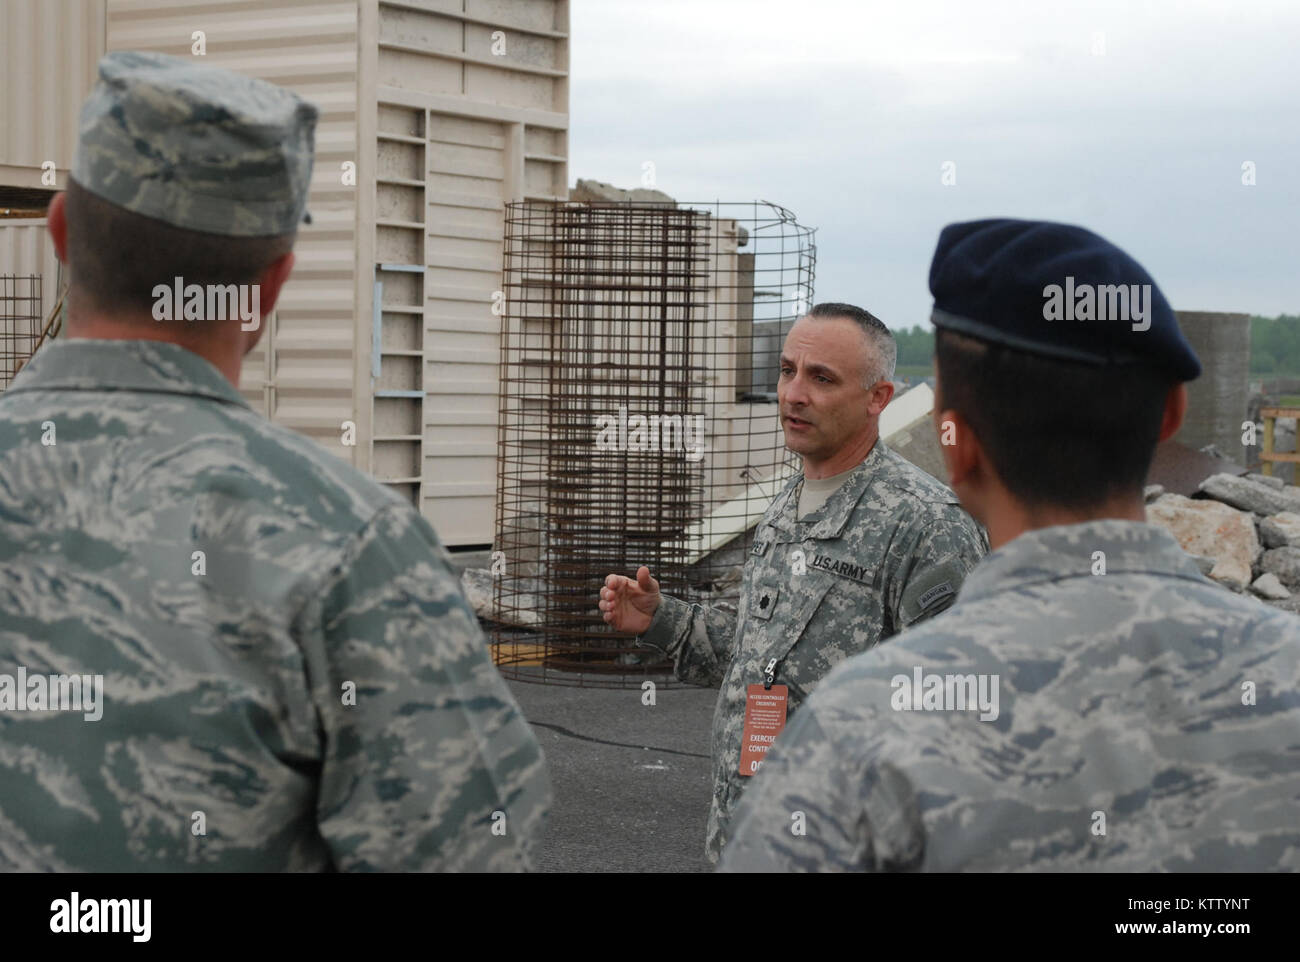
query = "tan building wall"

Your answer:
(103, 0), (366, 475)
(0, 0), (105, 189)
(369, 0), (570, 542)
(1, 0), (571, 548)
